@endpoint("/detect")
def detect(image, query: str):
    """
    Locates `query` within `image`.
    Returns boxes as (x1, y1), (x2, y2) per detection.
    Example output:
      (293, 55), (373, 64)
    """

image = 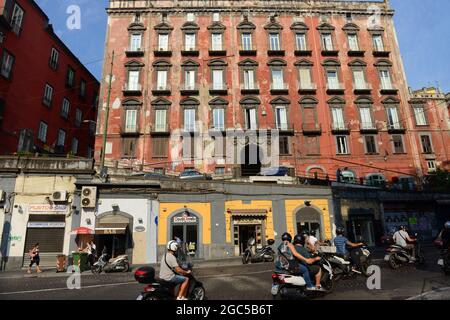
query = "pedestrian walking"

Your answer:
(27, 243), (42, 274)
